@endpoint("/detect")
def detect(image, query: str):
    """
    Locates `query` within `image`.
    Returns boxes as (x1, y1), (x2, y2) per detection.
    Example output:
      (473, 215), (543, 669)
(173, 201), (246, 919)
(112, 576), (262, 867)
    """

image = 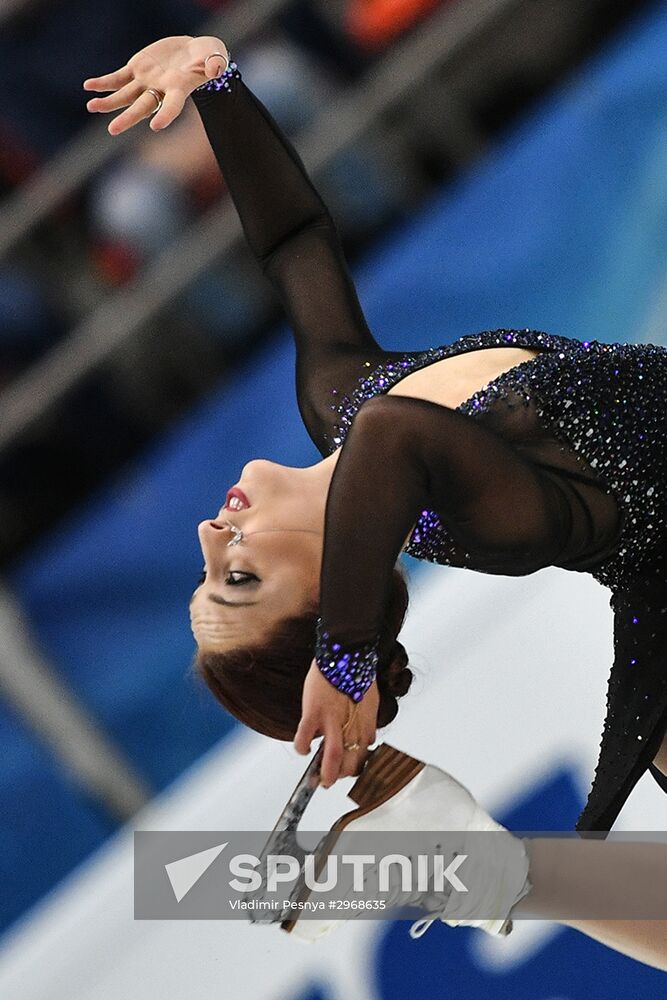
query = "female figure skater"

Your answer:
(84, 34), (667, 967)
